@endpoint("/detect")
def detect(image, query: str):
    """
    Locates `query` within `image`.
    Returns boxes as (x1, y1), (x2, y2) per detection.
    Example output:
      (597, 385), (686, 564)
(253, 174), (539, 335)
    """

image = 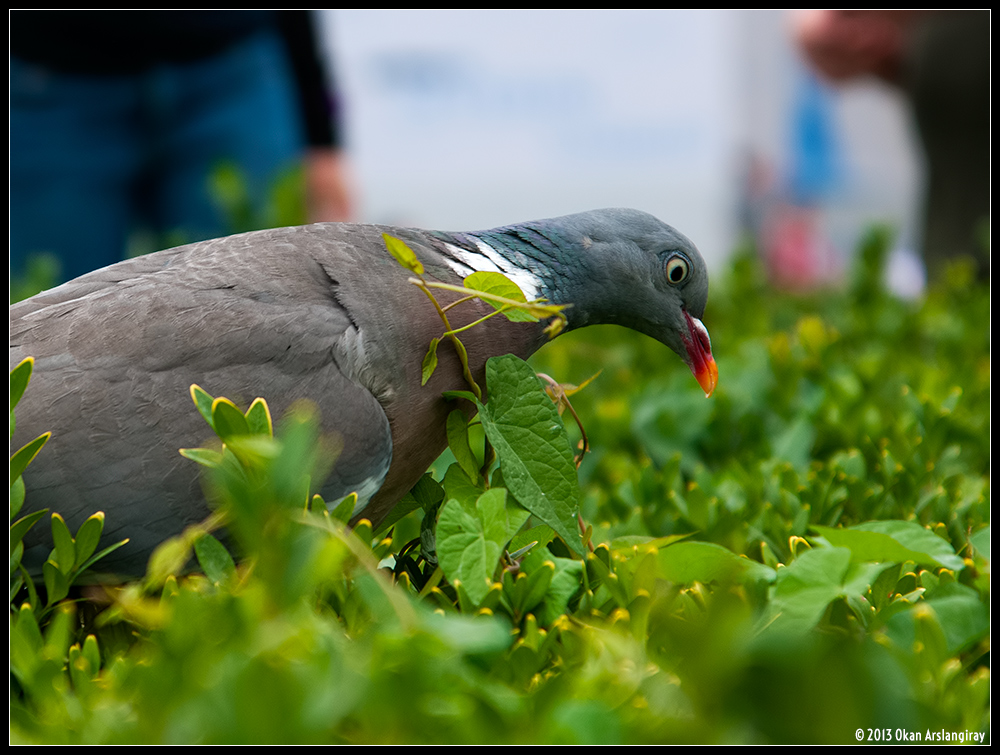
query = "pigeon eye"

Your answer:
(665, 254), (690, 285)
